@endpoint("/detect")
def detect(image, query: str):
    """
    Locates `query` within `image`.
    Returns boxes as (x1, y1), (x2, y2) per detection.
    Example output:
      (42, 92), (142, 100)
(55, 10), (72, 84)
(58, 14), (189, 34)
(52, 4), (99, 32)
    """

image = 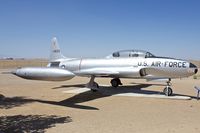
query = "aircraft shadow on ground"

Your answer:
(0, 84), (197, 110)
(52, 84), (86, 89)
(0, 95), (99, 110)
(35, 84), (156, 110)
(0, 84), (152, 110)
(100, 84), (159, 95)
(0, 115), (72, 133)
(54, 83), (198, 100)
(130, 82), (166, 86)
